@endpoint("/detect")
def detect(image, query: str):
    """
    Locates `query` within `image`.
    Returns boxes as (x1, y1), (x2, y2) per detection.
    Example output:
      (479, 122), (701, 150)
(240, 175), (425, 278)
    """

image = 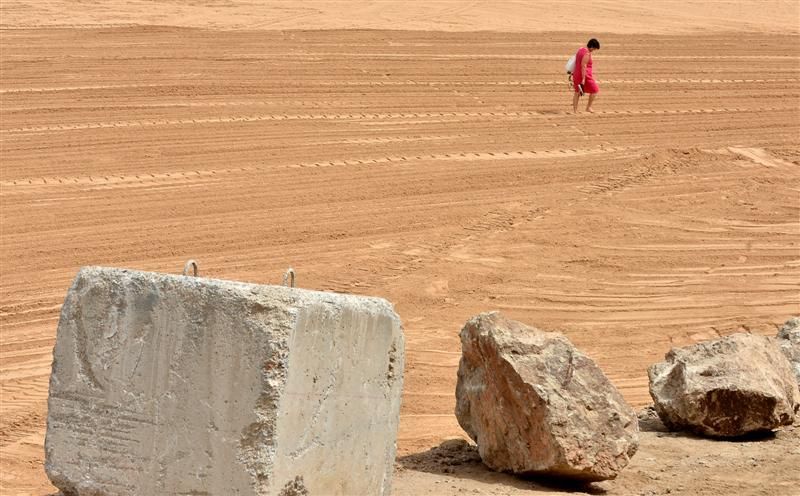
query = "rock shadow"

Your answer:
(652, 428), (778, 443)
(396, 439), (607, 494)
(638, 405), (779, 442)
